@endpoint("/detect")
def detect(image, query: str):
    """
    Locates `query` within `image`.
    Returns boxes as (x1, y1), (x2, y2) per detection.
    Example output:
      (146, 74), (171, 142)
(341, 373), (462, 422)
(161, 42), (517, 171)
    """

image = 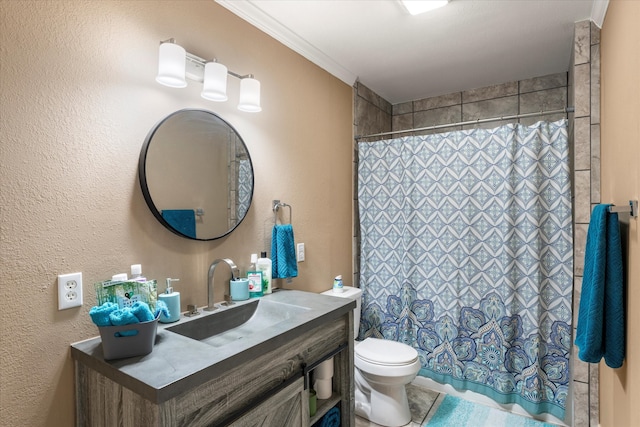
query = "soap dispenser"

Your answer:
(158, 278), (180, 323)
